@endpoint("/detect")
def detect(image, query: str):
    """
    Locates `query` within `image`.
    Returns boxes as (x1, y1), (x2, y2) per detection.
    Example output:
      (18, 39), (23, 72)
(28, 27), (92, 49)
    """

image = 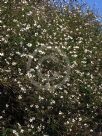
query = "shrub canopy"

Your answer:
(0, 0), (102, 135)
